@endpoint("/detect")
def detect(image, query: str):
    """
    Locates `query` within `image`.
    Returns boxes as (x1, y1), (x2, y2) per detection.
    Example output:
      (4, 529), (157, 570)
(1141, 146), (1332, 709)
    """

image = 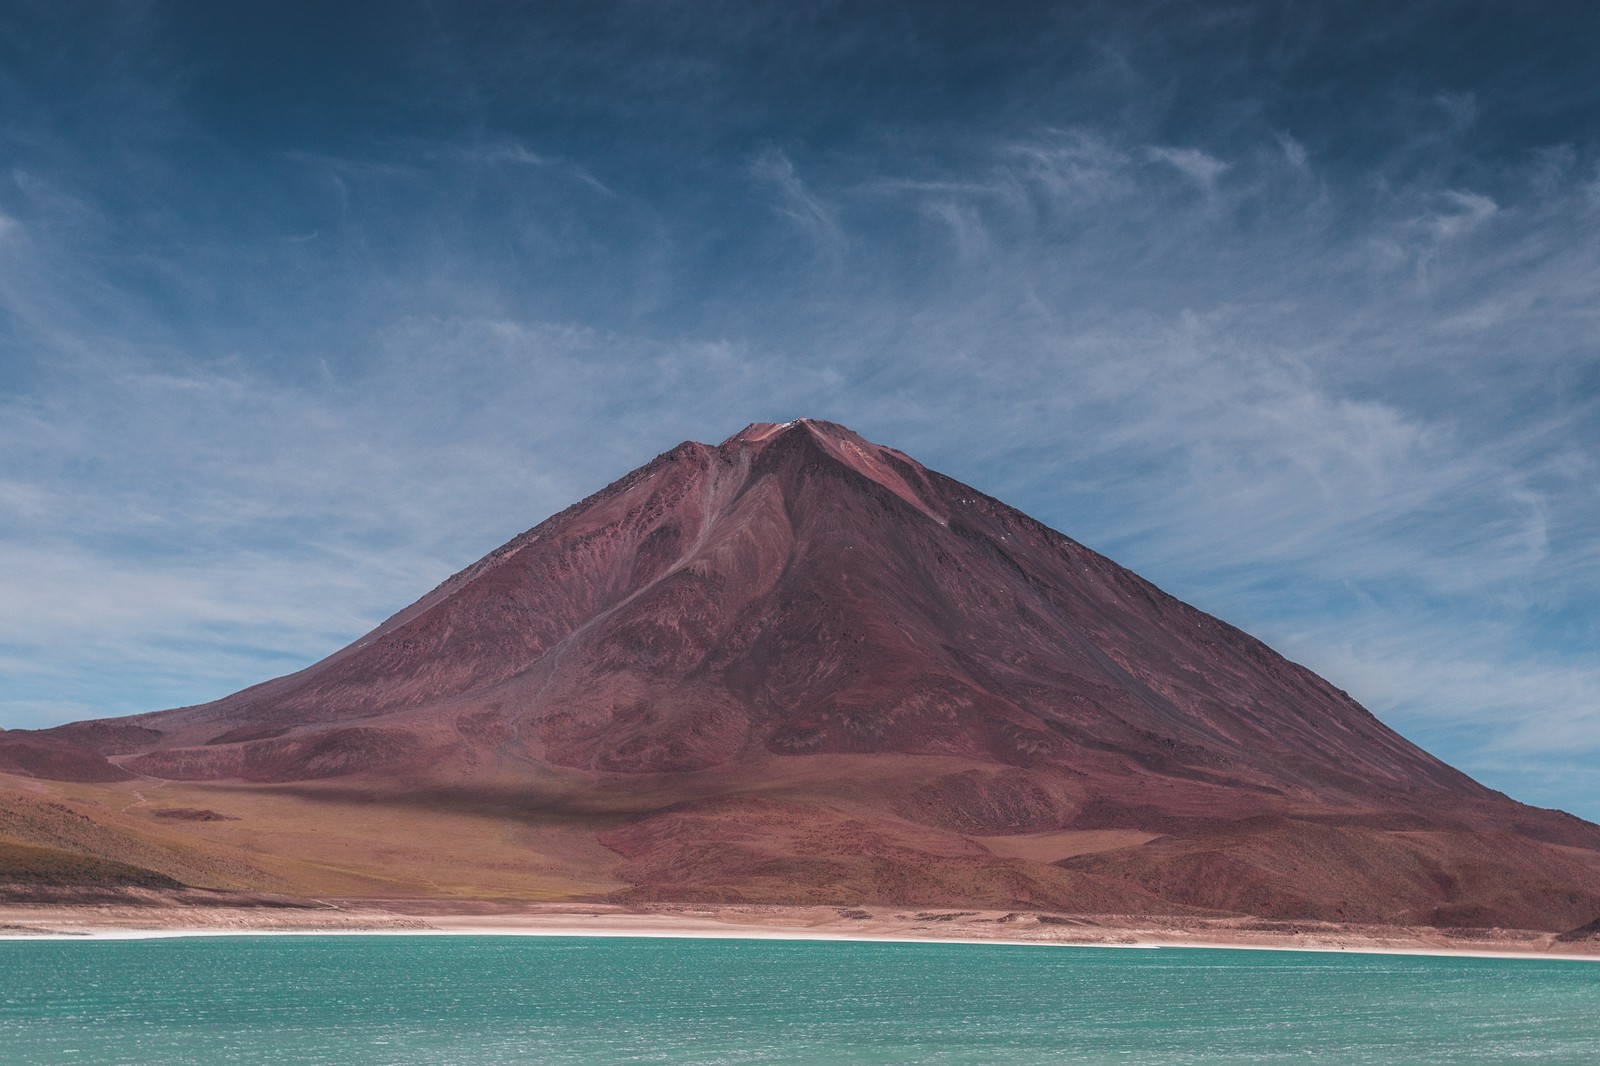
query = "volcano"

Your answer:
(5, 419), (1599, 929)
